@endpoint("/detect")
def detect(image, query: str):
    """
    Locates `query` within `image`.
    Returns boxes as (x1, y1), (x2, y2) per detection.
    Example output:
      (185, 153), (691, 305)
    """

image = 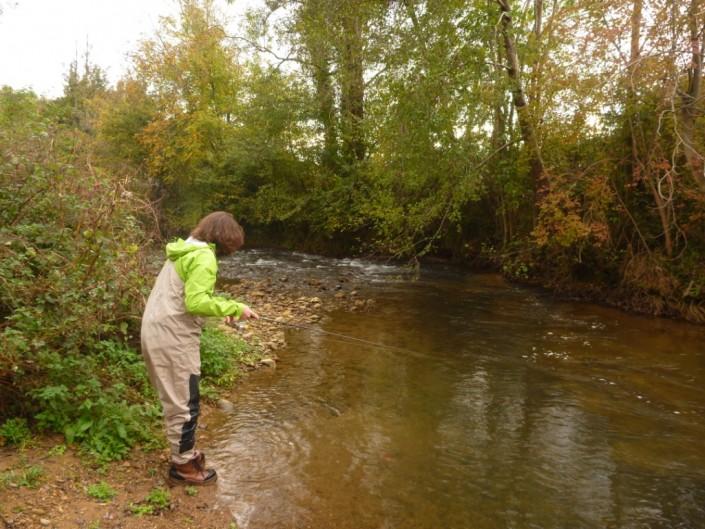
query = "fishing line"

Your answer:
(241, 315), (524, 367)
(257, 316), (425, 356)
(236, 316), (631, 391)
(230, 315), (442, 361)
